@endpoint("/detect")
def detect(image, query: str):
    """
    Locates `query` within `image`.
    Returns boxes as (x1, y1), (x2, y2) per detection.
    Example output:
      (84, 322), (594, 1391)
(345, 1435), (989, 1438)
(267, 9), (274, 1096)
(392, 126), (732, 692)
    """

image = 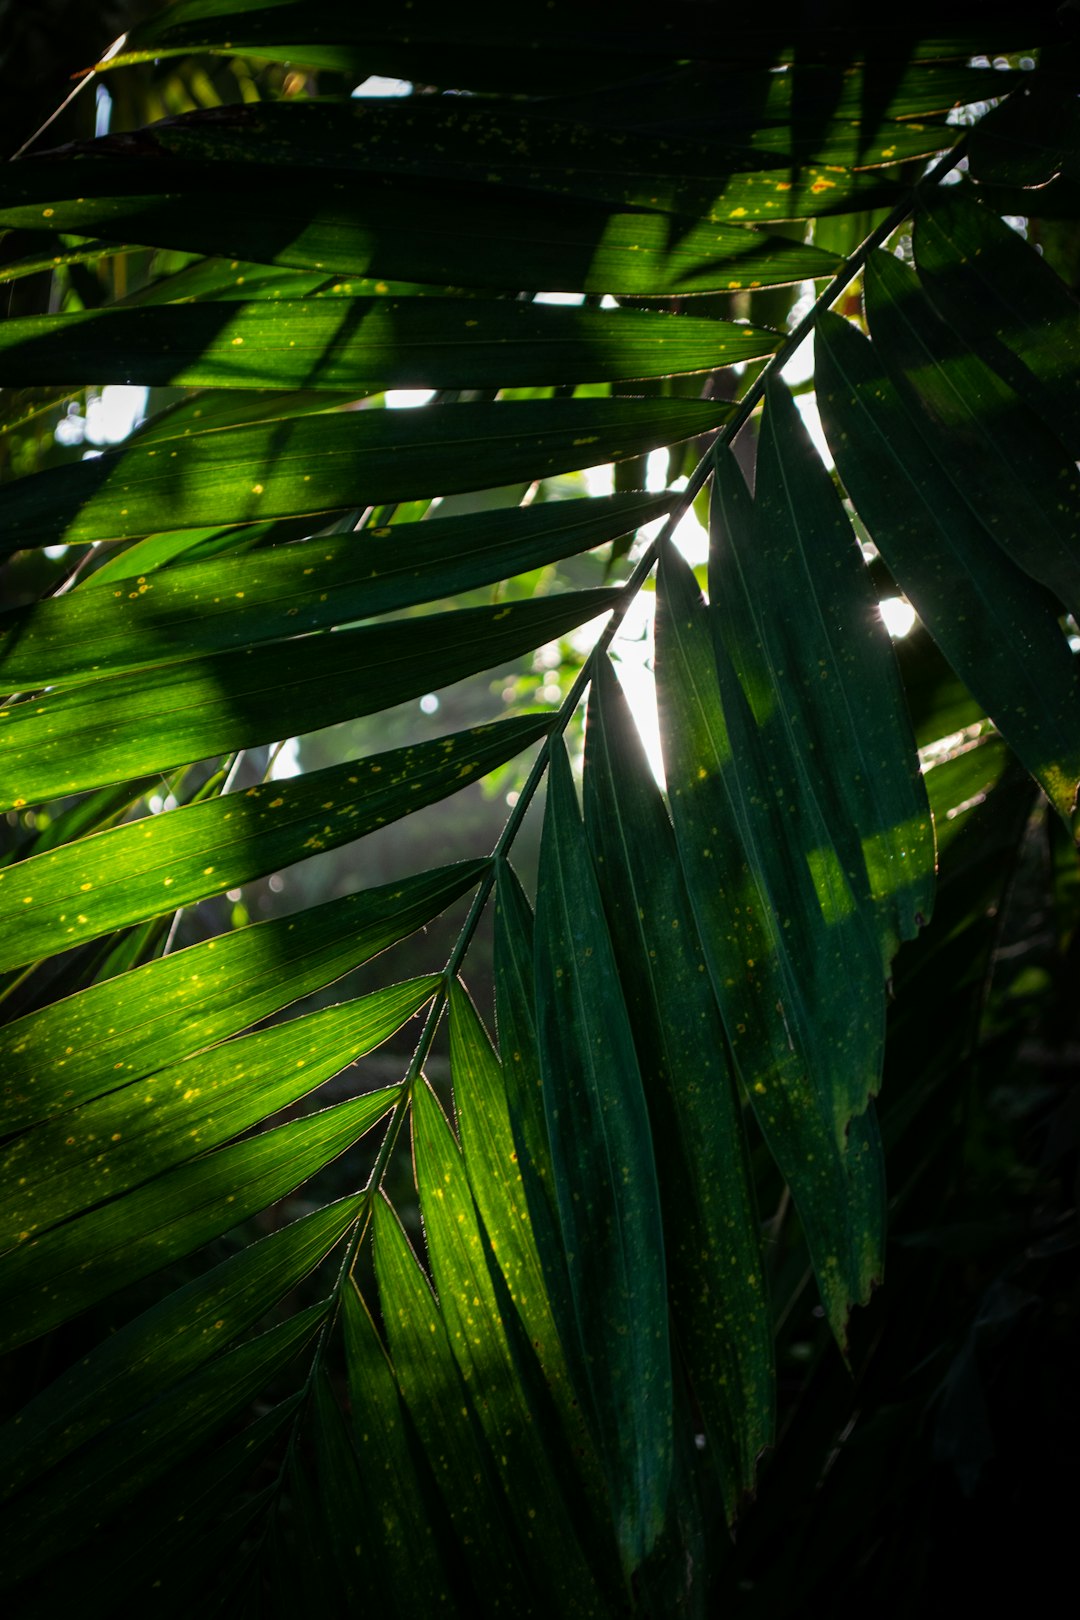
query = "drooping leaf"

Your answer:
(533, 738), (672, 1573)
(913, 185), (1080, 458)
(863, 247), (1080, 619)
(655, 540), (885, 1339)
(37, 1401), (299, 1620)
(340, 1281), (454, 1613)
(815, 307), (1080, 824)
(0, 1196), (361, 1500)
(448, 979), (596, 1473)
(0, 1305), (325, 1591)
(712, 379), (935, 966)
(371, 1194), (524, 1612)
(493, 861), (576, 1350)
(411, 1076), (618, 1614)
(583, 655), (772, 1507)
